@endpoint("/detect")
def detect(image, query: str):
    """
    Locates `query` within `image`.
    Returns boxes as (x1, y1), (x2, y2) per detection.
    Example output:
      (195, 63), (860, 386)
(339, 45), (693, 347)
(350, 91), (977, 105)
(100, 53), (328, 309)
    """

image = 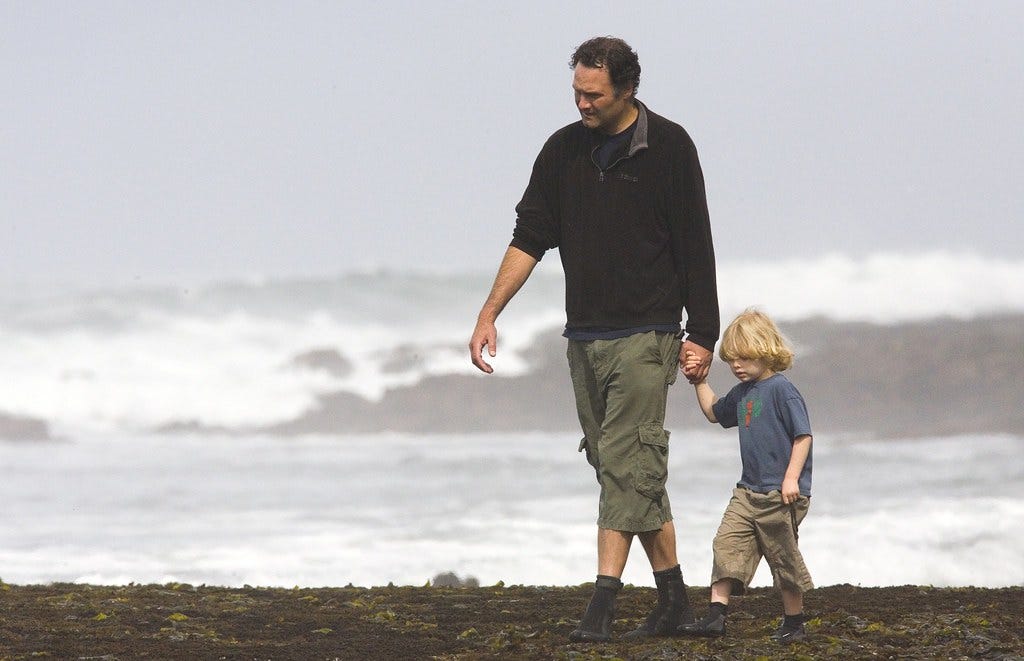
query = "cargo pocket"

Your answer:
(635, 423), (670, 500)
(578, 437), (600, 483)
